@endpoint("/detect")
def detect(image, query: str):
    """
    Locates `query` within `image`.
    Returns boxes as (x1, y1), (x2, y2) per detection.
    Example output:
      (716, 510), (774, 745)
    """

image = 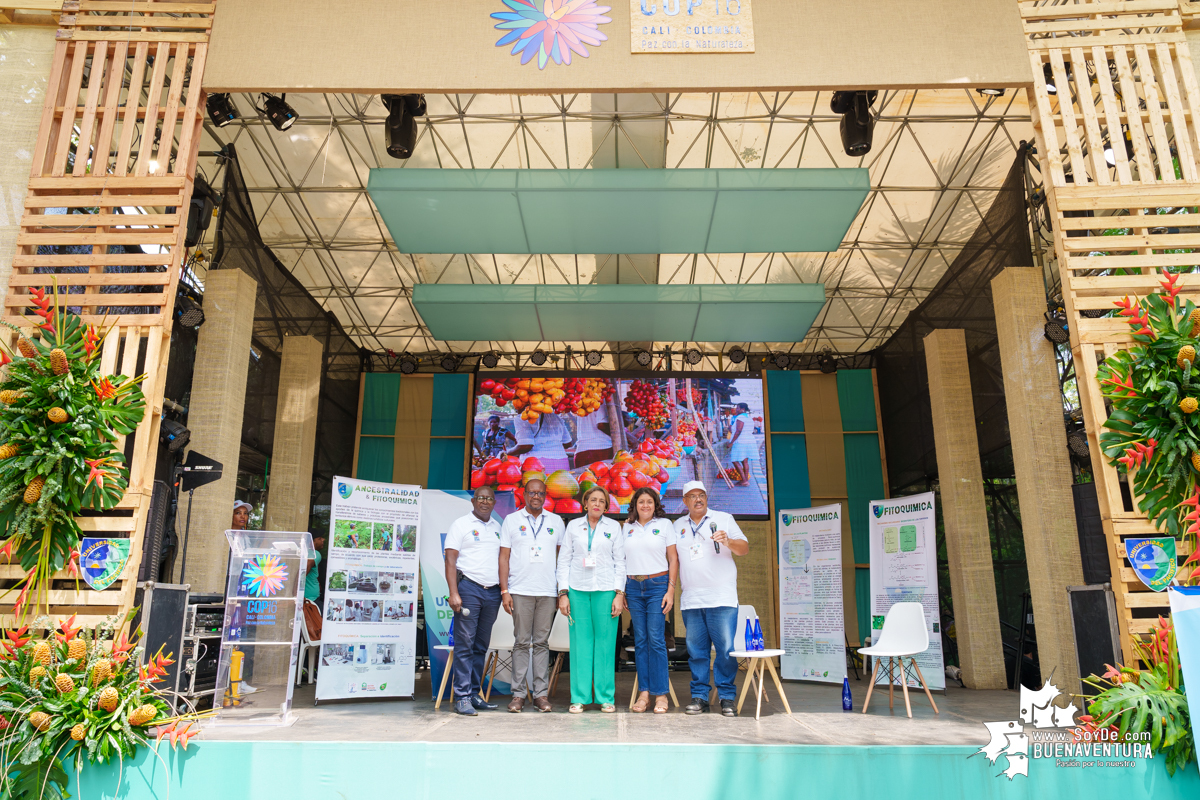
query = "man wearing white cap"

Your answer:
(674, 480), (748, 717)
